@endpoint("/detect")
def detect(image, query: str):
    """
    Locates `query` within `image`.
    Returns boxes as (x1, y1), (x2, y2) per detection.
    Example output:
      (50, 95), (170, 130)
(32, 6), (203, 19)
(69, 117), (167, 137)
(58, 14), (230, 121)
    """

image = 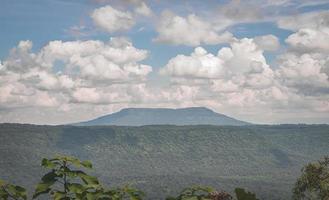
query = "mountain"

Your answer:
(76, 107), (250, 126)
(0, 124), (328, 200)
